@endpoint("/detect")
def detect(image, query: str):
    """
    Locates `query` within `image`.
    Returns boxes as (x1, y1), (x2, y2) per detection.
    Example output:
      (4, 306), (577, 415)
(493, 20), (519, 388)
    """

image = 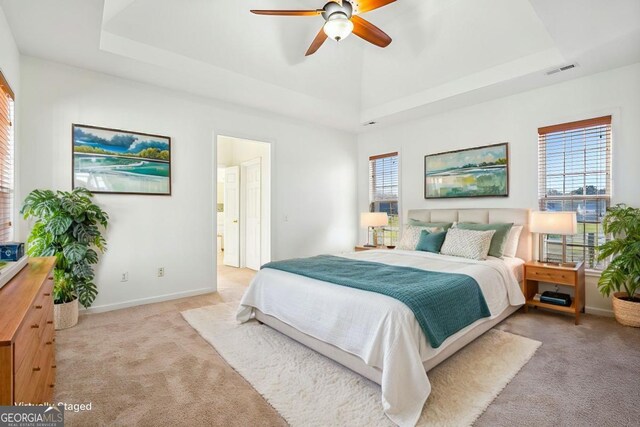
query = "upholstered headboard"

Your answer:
(407, 208), (532, 261)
